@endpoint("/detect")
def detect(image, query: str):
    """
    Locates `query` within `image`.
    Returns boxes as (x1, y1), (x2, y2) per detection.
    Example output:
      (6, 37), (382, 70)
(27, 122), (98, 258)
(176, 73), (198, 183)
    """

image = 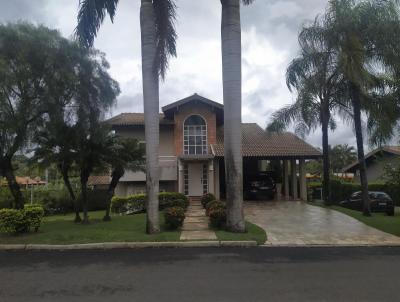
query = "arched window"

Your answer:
(183, 115), (207, 155)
